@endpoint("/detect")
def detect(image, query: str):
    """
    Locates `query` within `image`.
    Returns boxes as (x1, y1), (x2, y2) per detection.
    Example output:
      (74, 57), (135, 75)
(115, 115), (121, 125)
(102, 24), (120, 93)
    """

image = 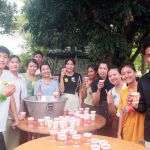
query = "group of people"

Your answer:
(0, 44), (150, 150)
